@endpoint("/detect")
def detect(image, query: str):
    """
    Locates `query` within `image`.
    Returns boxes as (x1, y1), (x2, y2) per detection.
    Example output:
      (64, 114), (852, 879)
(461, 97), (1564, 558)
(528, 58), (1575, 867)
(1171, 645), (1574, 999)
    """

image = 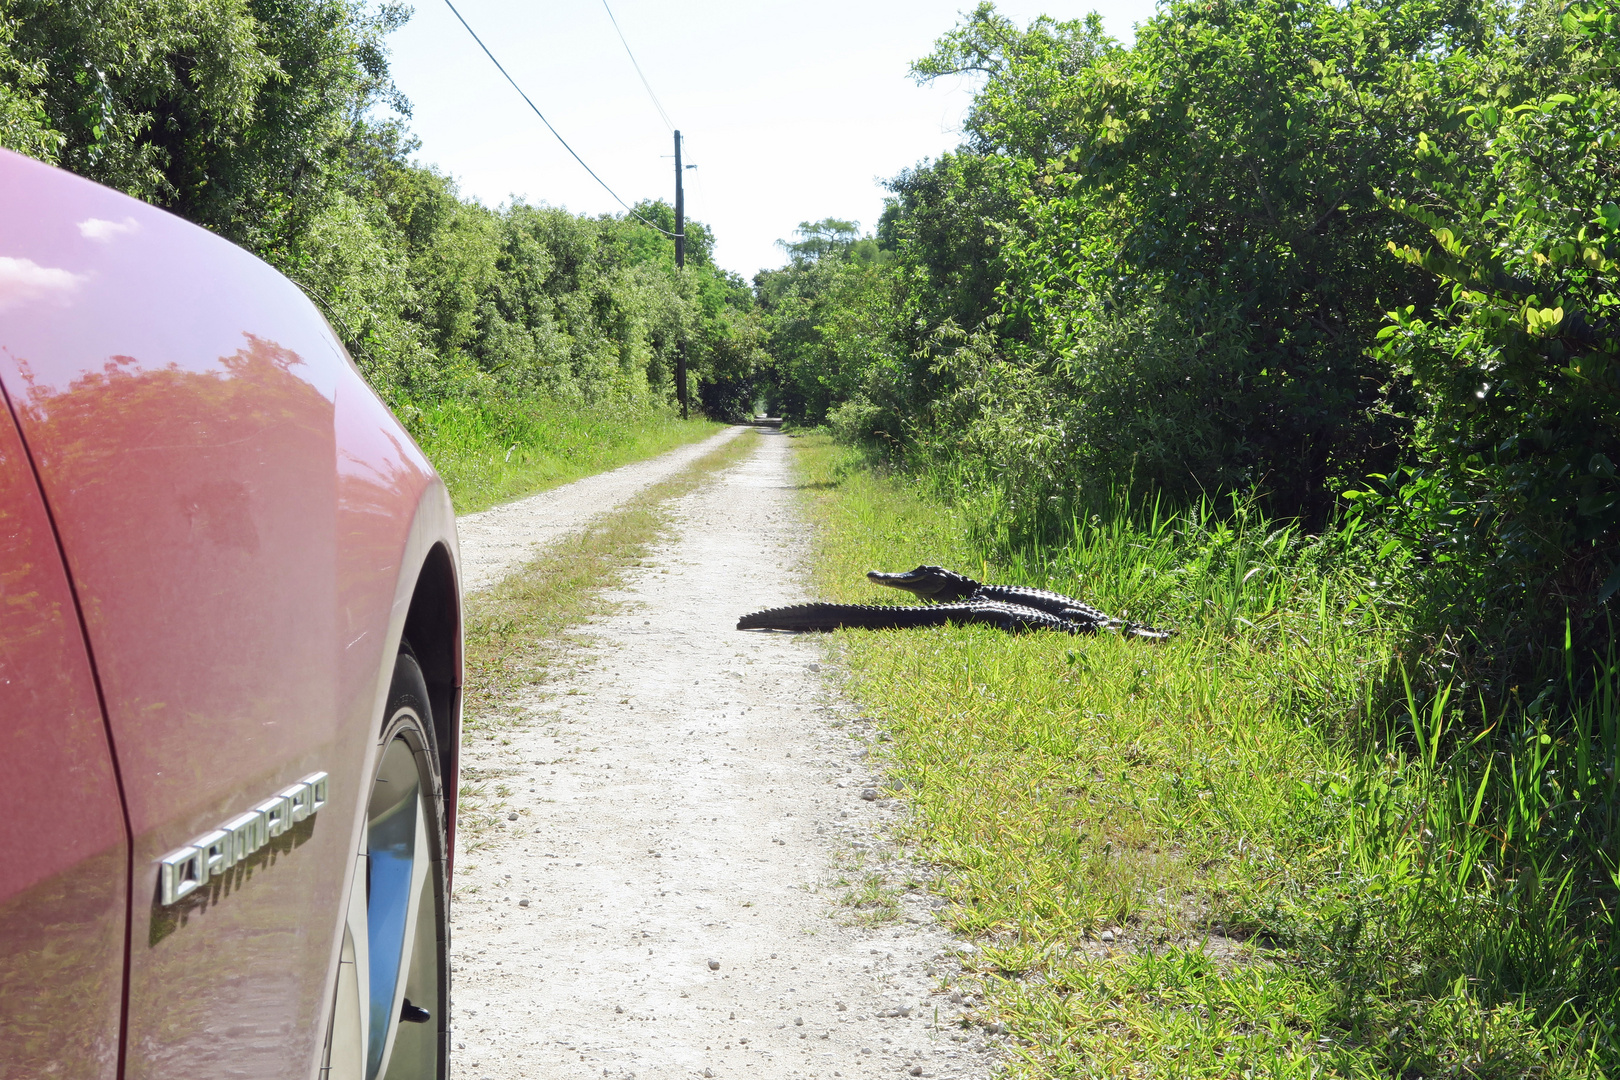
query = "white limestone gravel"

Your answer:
(448, 429), (1001, 1079)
